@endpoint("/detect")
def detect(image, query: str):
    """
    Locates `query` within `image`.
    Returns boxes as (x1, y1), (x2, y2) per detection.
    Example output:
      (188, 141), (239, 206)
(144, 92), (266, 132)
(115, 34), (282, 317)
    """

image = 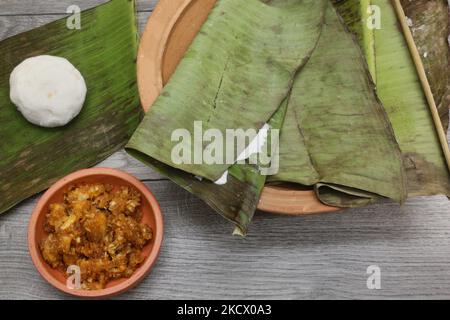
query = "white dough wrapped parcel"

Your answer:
(9, 55), (87, 128)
